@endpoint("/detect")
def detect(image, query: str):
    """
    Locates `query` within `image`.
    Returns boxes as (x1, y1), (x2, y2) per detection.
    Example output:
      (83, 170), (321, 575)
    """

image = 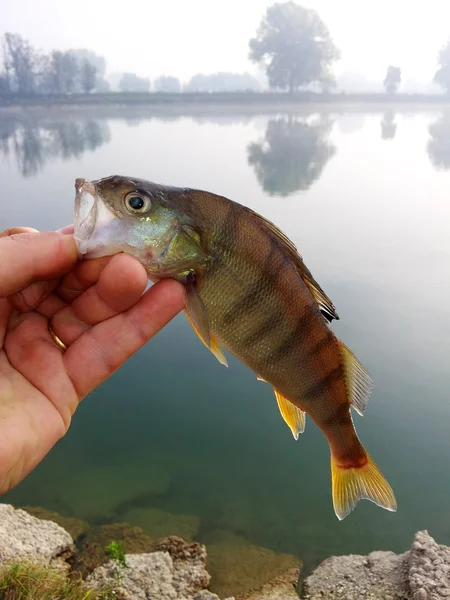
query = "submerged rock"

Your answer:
(203, 530), (301, 598)
(123, 506), (200, 541)
(238, 567), (300, 599)
(57, 463), (170, 520)
(20, 505), (89, 540)
(0, 504), (73, 565)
